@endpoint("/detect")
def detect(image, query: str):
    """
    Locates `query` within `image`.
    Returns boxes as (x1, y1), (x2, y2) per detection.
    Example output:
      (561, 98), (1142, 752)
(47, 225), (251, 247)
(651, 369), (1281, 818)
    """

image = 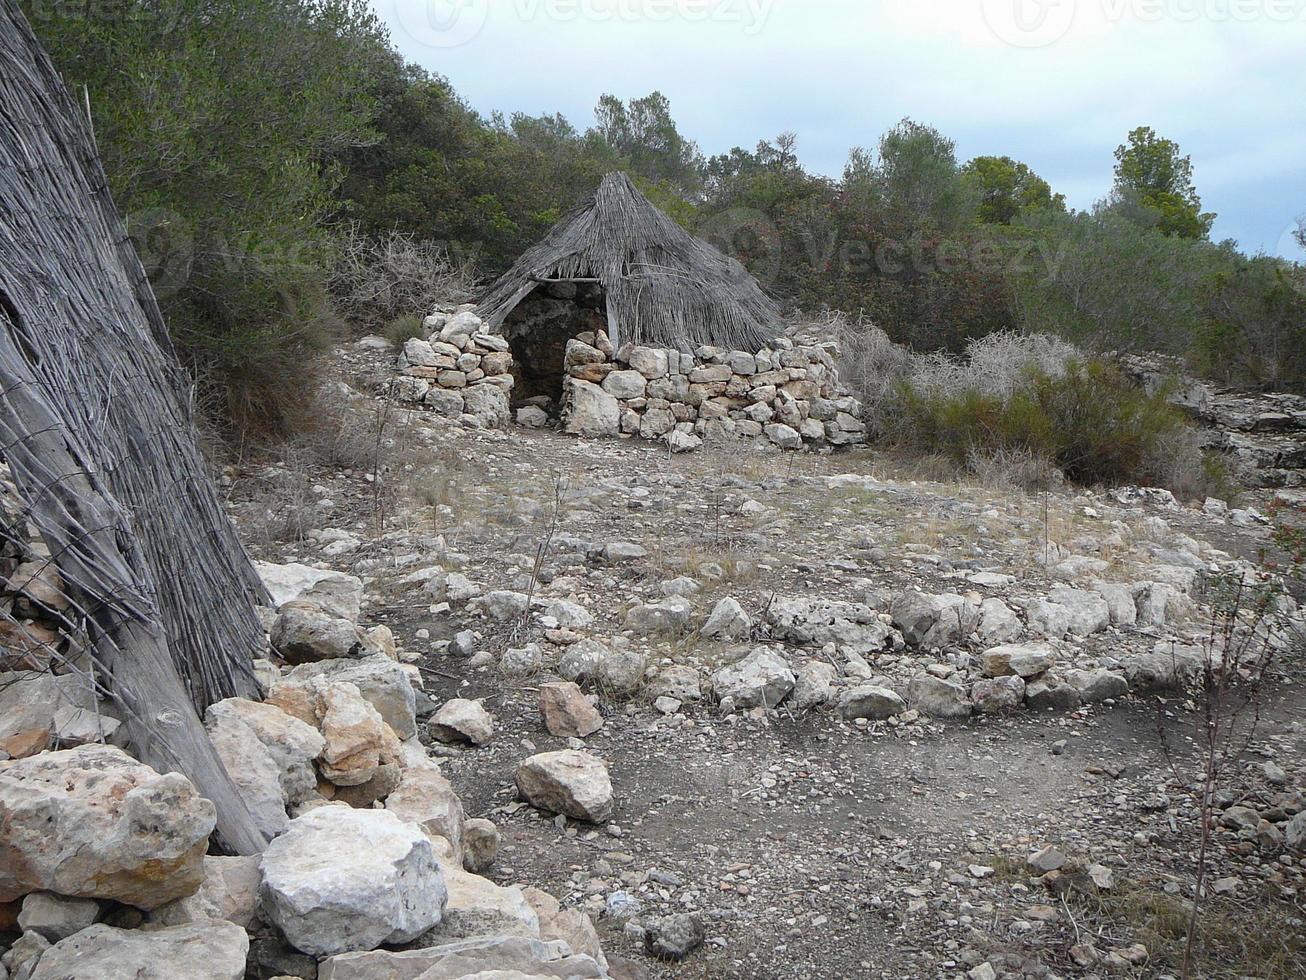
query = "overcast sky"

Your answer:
(375, 0), (1306, 258)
